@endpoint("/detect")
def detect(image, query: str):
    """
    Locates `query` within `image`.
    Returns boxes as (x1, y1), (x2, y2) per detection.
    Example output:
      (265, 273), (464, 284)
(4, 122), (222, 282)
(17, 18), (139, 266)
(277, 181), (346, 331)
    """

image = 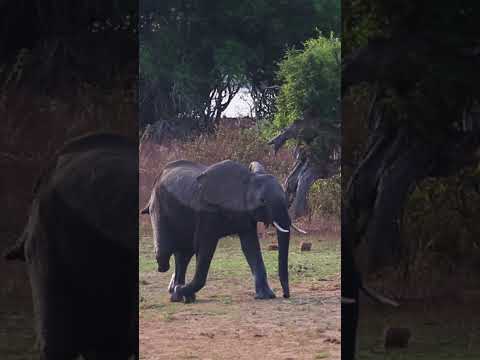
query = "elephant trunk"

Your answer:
(274, 205), (291, 298)
(150, 215), (171, 272)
